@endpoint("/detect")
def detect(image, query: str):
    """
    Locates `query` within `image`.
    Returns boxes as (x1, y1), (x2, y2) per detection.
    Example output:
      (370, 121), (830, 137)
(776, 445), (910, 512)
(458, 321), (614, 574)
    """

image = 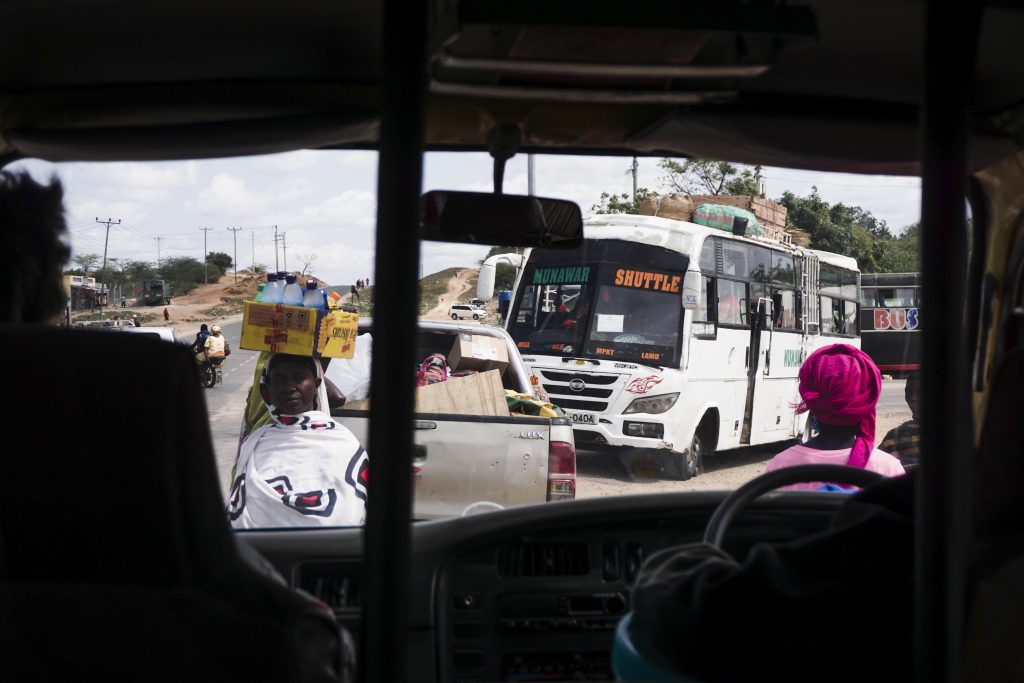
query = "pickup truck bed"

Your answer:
(328, 320), (576, 519)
